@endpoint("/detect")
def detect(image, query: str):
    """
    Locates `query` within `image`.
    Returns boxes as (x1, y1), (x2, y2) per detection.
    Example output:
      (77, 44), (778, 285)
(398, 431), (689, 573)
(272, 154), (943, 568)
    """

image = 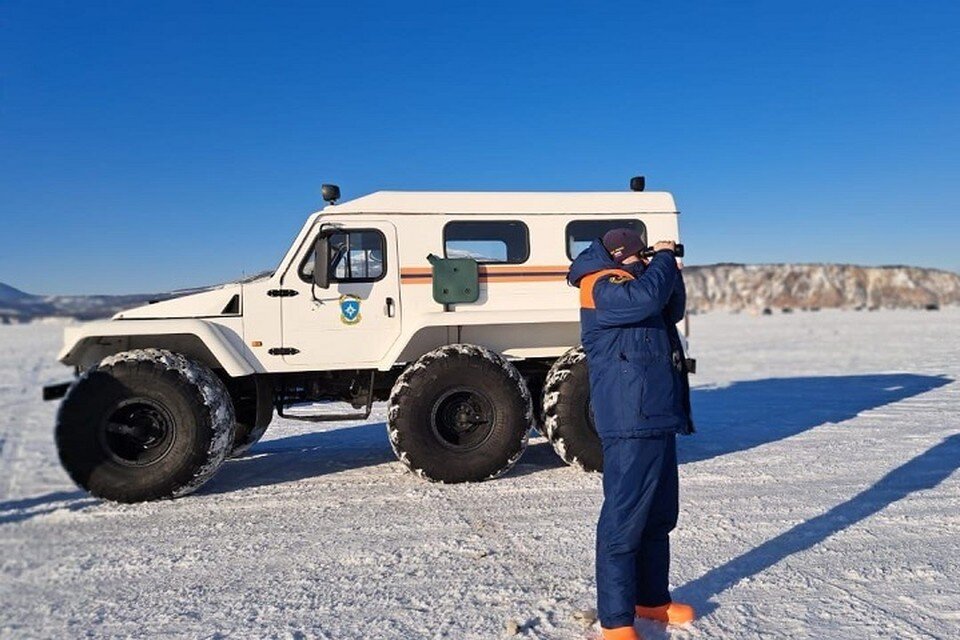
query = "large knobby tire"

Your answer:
(55, 349), (235, 503)
(542, 346), (603, 472)
(387, 344), (533, 482)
